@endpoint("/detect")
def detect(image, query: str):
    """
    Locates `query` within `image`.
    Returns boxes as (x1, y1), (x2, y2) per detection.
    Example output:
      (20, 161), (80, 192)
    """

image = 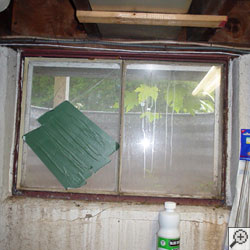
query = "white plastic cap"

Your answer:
(165, 201), (176, 210)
